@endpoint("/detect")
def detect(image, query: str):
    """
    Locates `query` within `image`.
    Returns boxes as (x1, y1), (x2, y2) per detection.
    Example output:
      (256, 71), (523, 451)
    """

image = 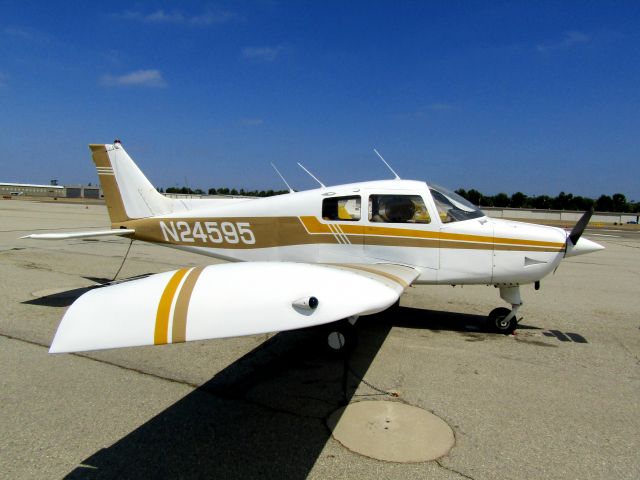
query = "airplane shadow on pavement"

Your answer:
(62, 305), (537, 479)
(63, 315), (395, 480)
